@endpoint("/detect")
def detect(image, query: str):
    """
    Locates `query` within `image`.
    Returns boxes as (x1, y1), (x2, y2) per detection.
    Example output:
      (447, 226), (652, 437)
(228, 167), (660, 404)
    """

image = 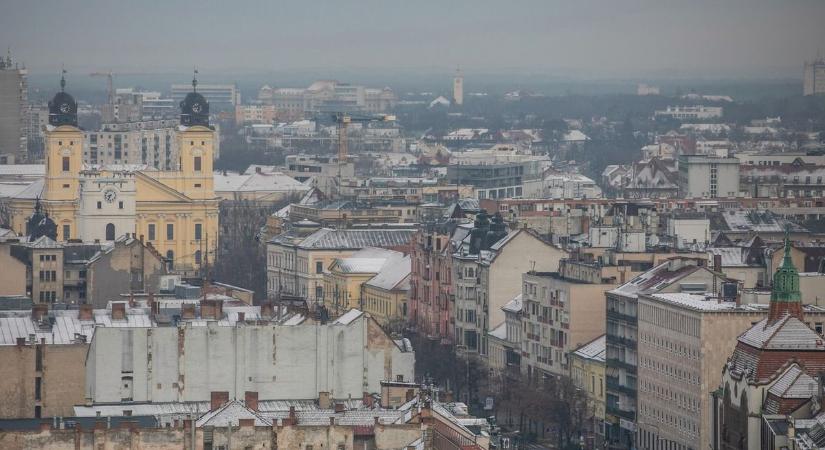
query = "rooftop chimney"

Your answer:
(32, 304), (48, 322)
(319, 391), (331, 409)
(111, 303), (126, 320)
(245, 391), (259, 411)
(334, 403), (346, 413)
(79, 304), (93, 321)
(210, 391), (229, 410)
(181, 303), (195, 320)
(260, 302), (274, 319)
